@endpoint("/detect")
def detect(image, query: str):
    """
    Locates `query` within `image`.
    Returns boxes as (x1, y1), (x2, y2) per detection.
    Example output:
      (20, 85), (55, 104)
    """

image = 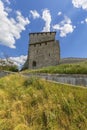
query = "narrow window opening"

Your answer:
(32, 61), (36, 67)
